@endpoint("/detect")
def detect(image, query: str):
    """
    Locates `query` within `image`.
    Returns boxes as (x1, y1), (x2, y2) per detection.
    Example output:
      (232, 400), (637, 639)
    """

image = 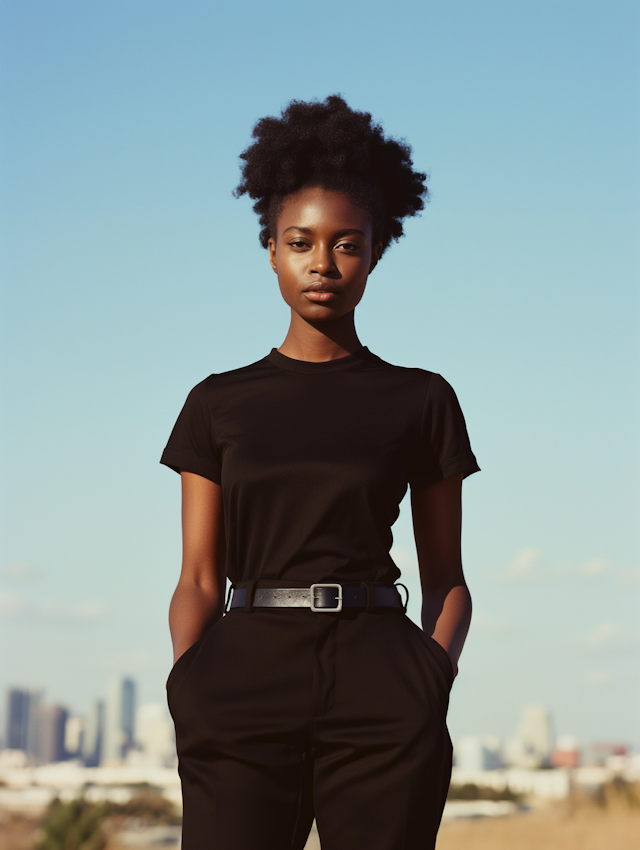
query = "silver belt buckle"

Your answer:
(309, 583), (343, 612)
